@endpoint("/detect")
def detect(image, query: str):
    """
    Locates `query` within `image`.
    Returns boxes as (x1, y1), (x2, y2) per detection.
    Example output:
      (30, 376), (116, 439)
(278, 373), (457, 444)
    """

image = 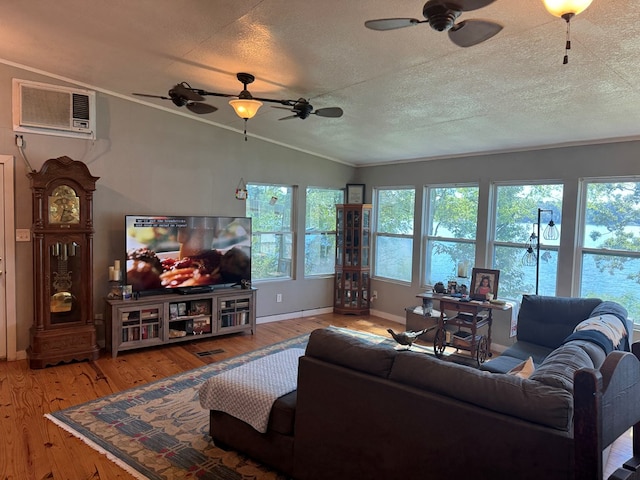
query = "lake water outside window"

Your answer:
(424, 185), (478, 287)
(493, 183), (563, 299)
(579, 180), (640, 323)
